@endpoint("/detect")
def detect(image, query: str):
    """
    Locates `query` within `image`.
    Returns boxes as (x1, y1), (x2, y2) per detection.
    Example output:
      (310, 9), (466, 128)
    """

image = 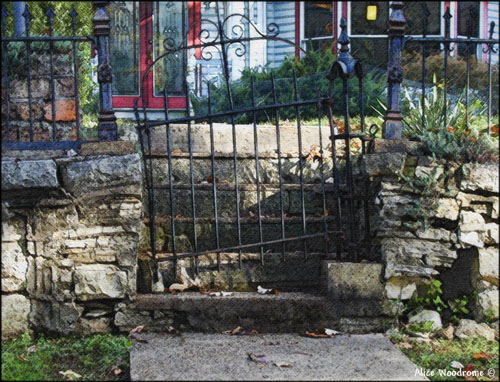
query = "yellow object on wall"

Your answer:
(366, 4), (377, 21)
